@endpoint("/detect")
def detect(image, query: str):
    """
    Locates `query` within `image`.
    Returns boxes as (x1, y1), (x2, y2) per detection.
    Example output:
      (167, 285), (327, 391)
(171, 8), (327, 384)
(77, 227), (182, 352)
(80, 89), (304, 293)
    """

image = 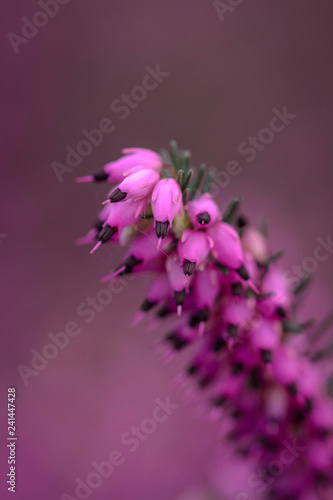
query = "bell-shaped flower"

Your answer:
(111, 231), (173, 278)
(132, 276), (172, 325)
(90, 198), (148, 253)
(251, 318), (281, 362)
(76, 203), (113, 245)
(193, 267), (221, 310)
(187, 193), (221, 228)
(166, 257), (192, 314)
(259, 264), (292, 316)
(223, 296), (254, 327)
(208, 222), (243, 270)
(241, 228), (269, 263)
(105, 169), (160, 203)
(151, 178), (182, 240)
(177, 229), (211, 276)
(77, 147), (162, 183)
